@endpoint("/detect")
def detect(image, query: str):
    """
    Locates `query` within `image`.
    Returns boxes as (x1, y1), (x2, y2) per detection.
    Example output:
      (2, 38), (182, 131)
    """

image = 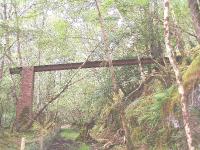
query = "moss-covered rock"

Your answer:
(125, 87), (179, 149)
(124, 52), (200, 149)
(183, 55), (200, 91)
